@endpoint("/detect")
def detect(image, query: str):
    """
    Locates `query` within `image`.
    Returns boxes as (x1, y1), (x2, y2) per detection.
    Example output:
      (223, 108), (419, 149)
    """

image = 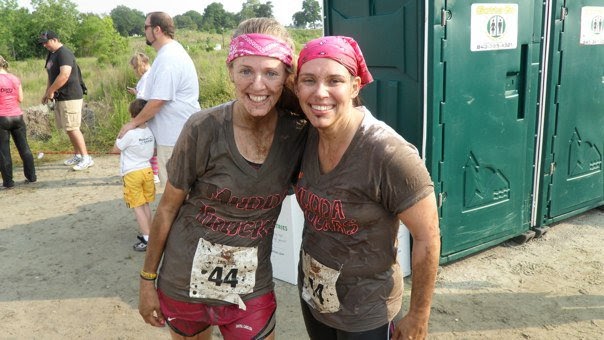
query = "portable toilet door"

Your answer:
(533, 0), (604, 226)
(430, 1), (543, 263)
(323, 0), (426, 149)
